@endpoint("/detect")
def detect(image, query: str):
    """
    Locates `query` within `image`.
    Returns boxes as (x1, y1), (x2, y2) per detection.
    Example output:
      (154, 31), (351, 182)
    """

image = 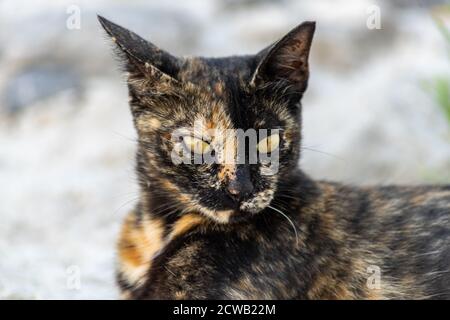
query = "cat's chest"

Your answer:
(139, 221), (313, 299)
(118, 209), (362, 300)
